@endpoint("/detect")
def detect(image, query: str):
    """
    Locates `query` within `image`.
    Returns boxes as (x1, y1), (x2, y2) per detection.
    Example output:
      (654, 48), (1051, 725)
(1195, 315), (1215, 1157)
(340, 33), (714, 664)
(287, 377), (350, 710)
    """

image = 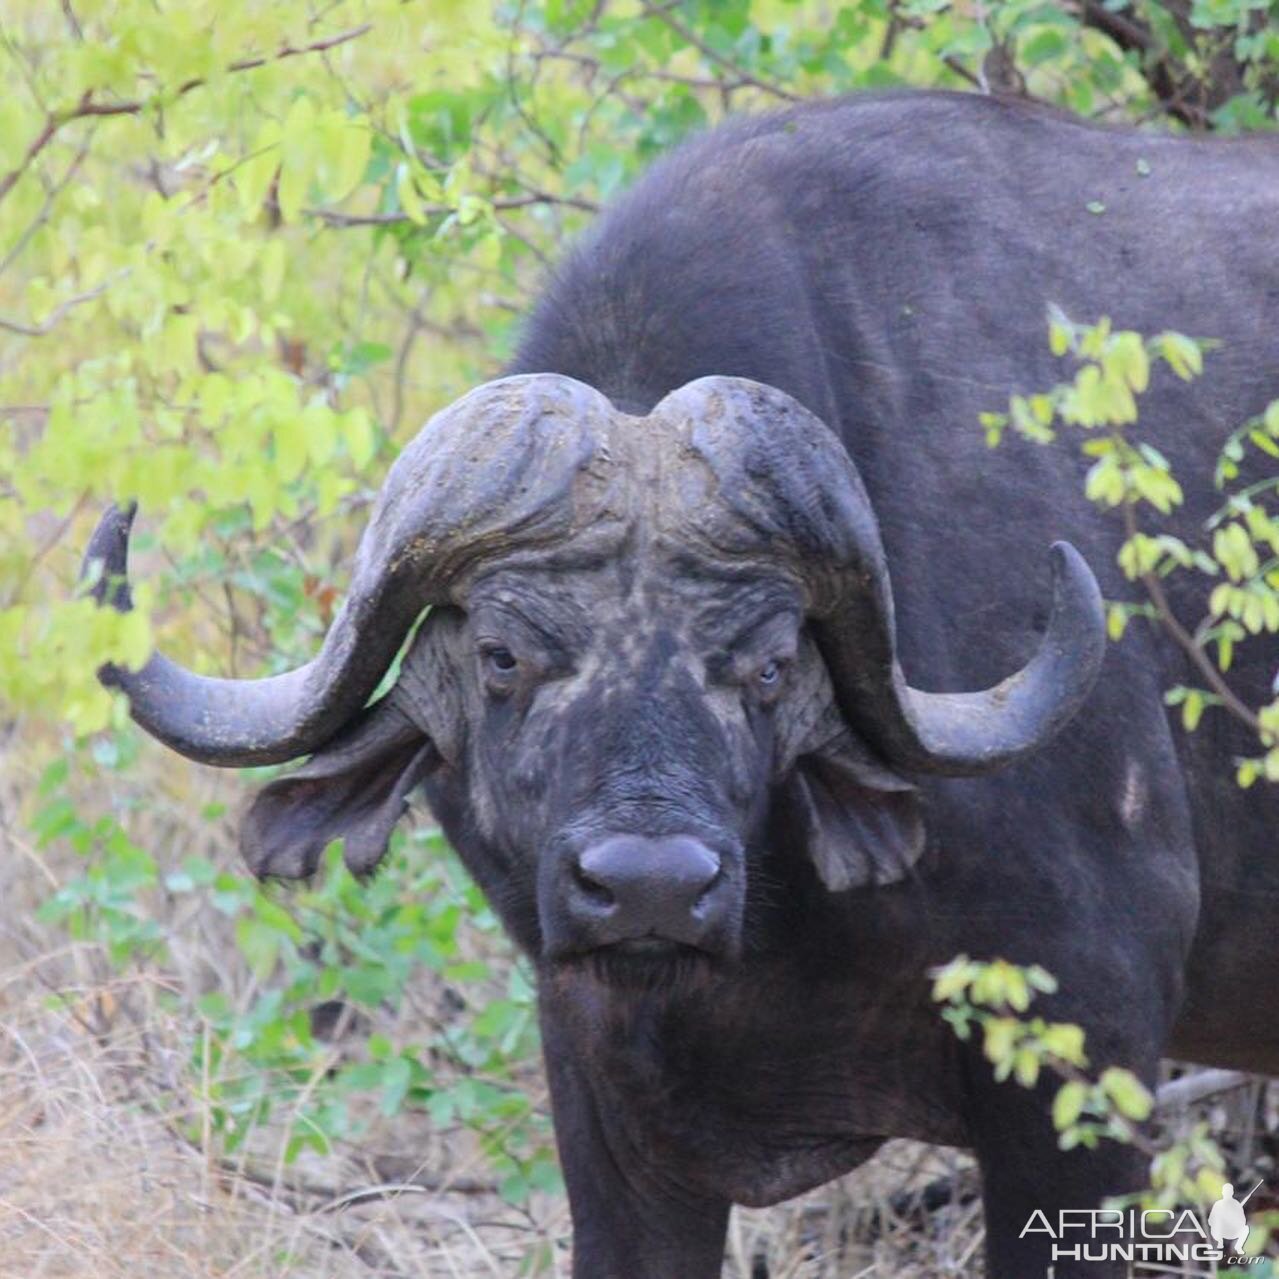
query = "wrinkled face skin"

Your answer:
(418, 550), (842, 984)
